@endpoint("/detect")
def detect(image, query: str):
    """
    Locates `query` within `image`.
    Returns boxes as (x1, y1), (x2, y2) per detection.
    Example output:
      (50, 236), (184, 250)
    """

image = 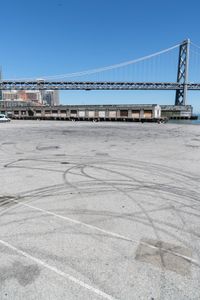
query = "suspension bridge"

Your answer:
(1, 39), (200, 106)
